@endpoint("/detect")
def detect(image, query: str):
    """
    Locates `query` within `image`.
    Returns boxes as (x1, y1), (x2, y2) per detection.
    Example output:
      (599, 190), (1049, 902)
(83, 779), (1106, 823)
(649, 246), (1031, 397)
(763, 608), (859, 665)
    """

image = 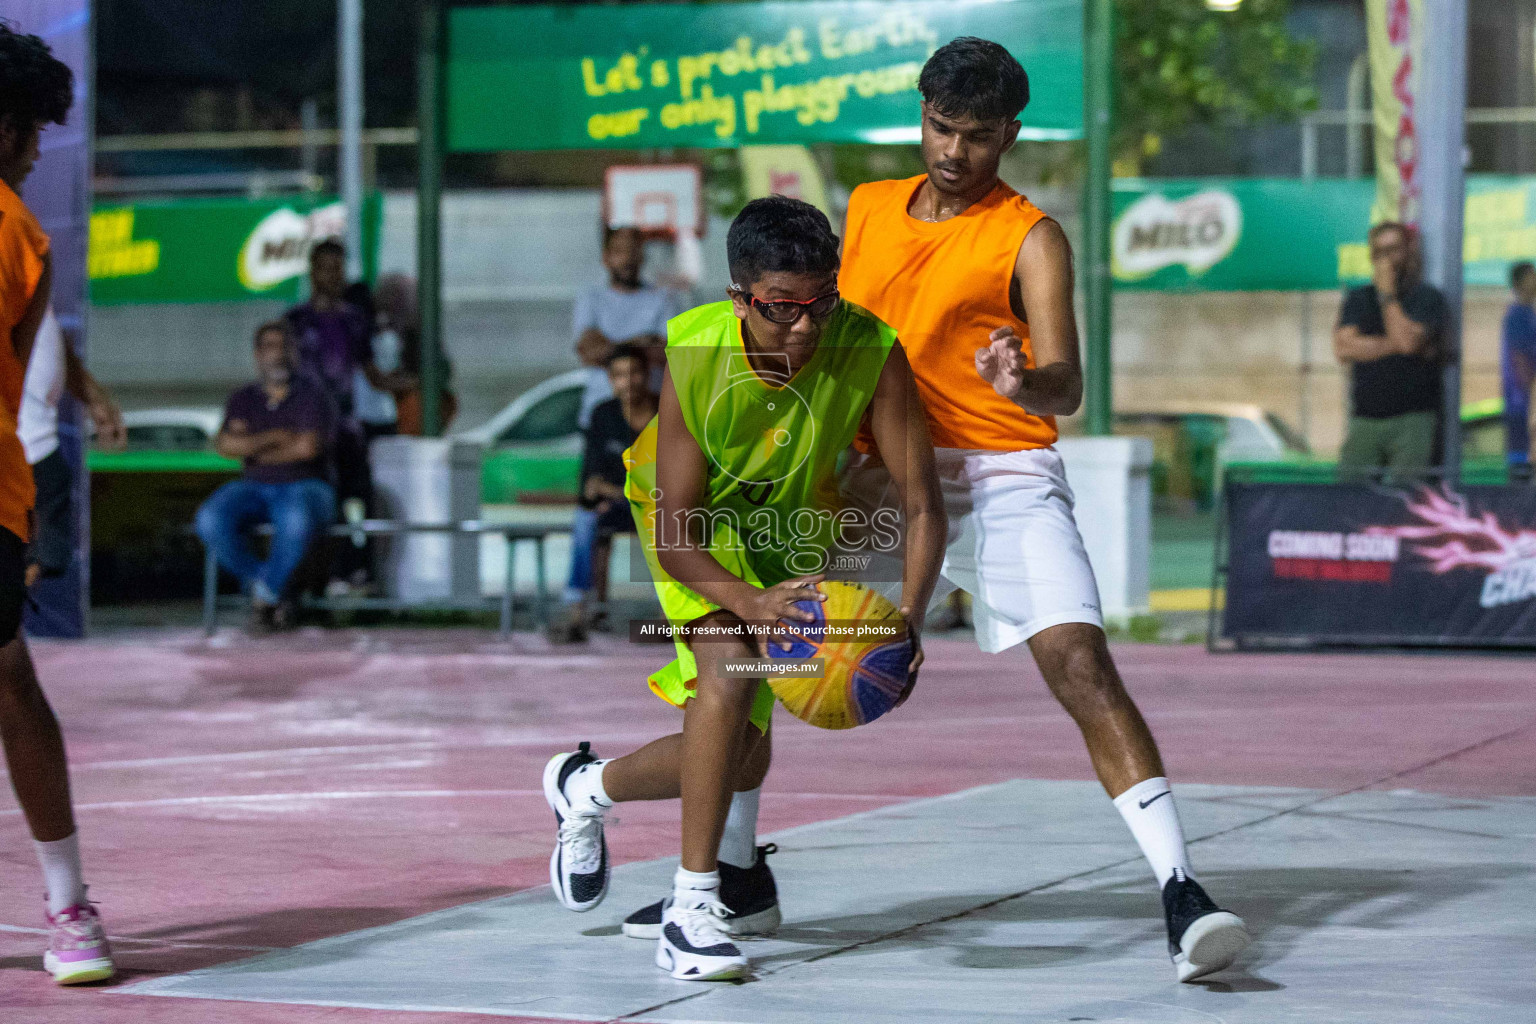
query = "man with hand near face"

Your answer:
(1334, 222), (1446, 479)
